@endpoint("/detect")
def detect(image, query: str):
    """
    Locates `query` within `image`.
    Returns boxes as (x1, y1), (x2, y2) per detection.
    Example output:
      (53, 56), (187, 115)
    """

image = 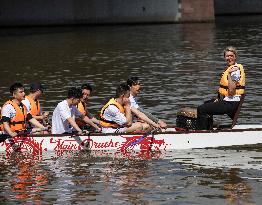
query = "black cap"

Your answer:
(30, 82), (44, 93)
